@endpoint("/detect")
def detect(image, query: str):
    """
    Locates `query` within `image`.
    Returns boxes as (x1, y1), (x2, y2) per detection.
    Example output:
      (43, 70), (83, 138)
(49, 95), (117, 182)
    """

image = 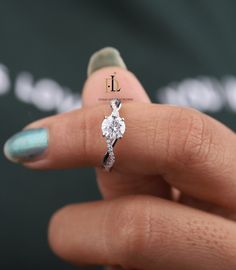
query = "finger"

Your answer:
(48, 195), (236, 269)
(83, 47), (170, 199)
(4, 102), (236, 210)
(179, 193), (236, 221)
(96, 169), (170, 199)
